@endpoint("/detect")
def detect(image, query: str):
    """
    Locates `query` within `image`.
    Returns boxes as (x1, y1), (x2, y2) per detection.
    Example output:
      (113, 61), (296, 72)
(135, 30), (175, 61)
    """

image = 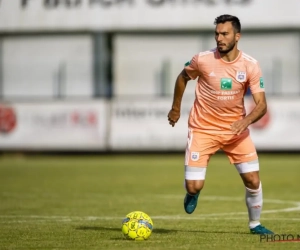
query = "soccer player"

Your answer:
(167, 14), (274, 235)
